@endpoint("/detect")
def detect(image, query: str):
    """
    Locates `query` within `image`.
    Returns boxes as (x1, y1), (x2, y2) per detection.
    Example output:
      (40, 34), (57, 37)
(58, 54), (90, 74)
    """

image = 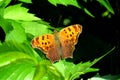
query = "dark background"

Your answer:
(0, 0), (120, 79)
